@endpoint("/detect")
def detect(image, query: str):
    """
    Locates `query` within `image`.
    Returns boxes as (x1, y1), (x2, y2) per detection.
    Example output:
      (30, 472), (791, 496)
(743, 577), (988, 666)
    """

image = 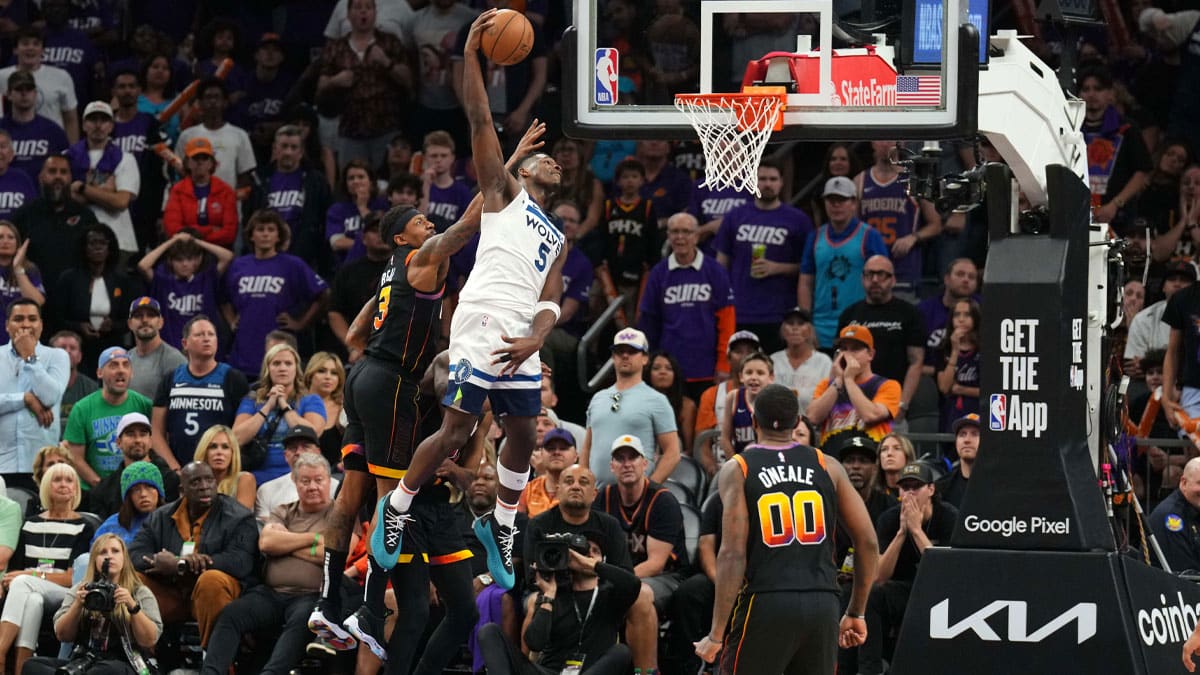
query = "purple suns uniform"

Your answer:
(265, 170), (306, 232)
(42, 28), (98, 110)
(151, 263), (221, 354)
(715, 203), (812, 324)
(326, 197), (388, 267)
(0, 169), (37, 220)
(224, 253), (328, 374)
(859, 168), (922, 288)
(638, 251), (734, 382)
(2, 115), (69, 179)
